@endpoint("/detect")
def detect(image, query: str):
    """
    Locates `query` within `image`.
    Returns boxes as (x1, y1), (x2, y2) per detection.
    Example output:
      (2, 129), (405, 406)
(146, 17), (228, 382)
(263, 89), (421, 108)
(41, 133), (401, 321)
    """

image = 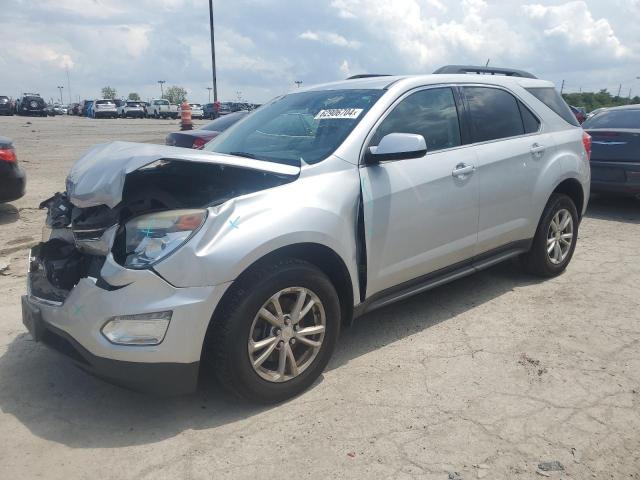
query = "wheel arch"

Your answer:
(206, 242), (355, 340)
(551, 177), (585, 219)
